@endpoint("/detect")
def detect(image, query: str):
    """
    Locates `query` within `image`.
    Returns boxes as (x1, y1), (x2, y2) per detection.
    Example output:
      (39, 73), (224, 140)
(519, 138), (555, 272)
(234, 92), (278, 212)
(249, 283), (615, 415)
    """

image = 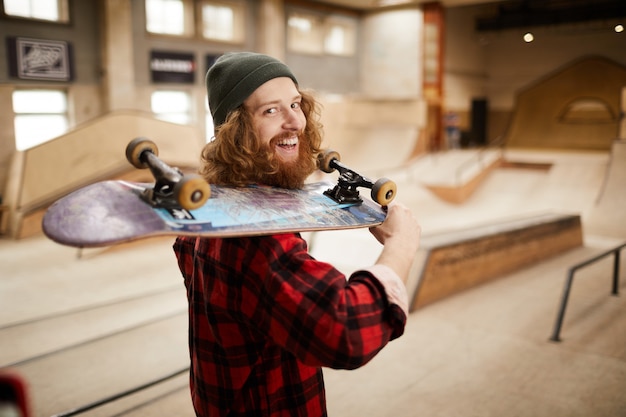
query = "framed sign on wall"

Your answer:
(150, 50), (195, 84)
(7, 37), (73, 81)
